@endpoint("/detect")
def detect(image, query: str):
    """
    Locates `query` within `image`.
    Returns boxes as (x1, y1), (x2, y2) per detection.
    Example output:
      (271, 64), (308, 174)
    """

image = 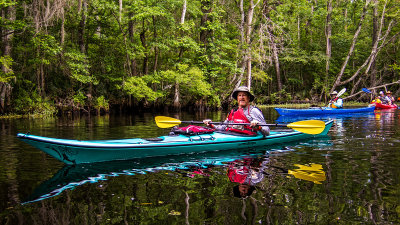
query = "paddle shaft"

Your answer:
(181, 121), (289, 127)
(155, 116), (326, 134)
